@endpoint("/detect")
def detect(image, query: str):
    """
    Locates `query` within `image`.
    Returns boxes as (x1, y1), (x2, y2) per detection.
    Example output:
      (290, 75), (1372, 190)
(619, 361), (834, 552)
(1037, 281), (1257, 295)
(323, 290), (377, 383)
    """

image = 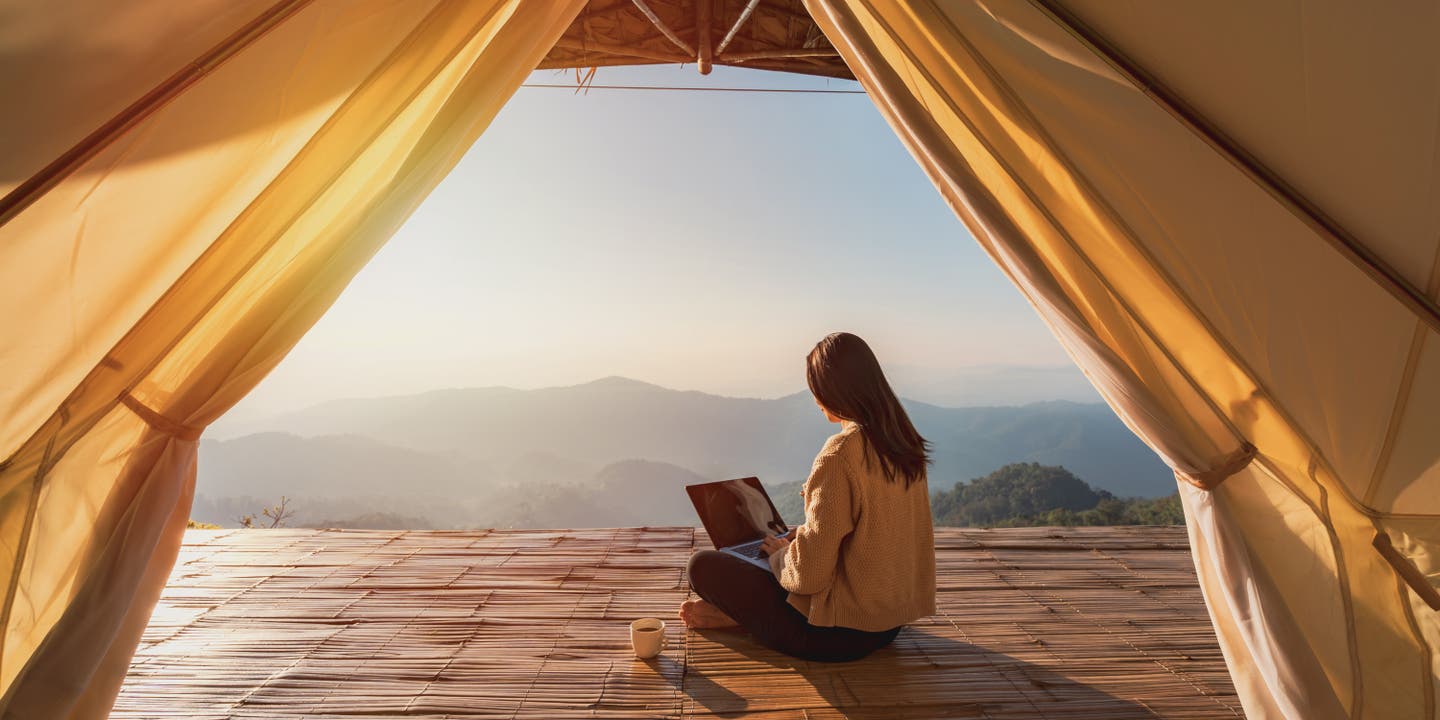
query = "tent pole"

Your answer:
(629, 0), (695, 57)
(716, 0), (762, 56)
(697, 0), (713, 74)
(722, 48), (841, 62)
(1029, 0), (1440, 334)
